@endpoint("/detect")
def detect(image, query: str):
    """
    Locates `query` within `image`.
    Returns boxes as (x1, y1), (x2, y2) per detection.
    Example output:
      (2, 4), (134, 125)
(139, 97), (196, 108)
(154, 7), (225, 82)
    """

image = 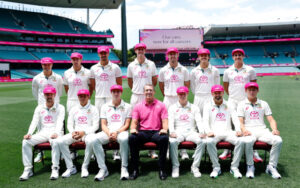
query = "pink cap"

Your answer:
(232, 48), (245, 56)
(177, 86), (189, 94)
(71, 52), (83, 59)
(134, 43), (147, 50)
(110, 85), (123, 92)
(97, 46), (110, 54)
(166, 47), (179, 55)
(43, 86), (56, 94)
(41, 57), (54, 64)
(77, 89), (90, 96)
(211, 85), (224, 93)
(197, 48), (210, 55)
(245, 82), (259, 90)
